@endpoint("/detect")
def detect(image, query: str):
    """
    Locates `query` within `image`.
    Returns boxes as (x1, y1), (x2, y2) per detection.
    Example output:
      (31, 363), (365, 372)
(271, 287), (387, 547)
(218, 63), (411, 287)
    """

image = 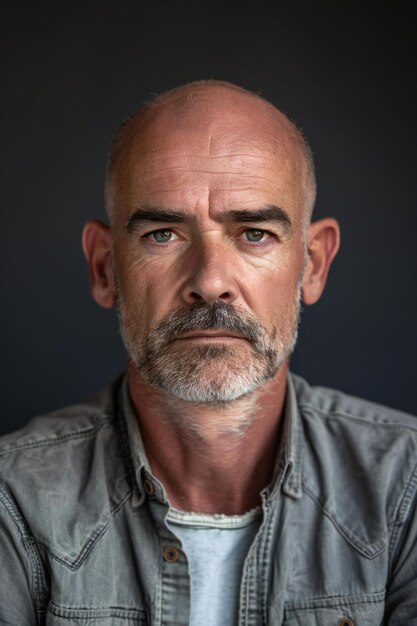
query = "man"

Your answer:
(0, 80), (416, 625)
